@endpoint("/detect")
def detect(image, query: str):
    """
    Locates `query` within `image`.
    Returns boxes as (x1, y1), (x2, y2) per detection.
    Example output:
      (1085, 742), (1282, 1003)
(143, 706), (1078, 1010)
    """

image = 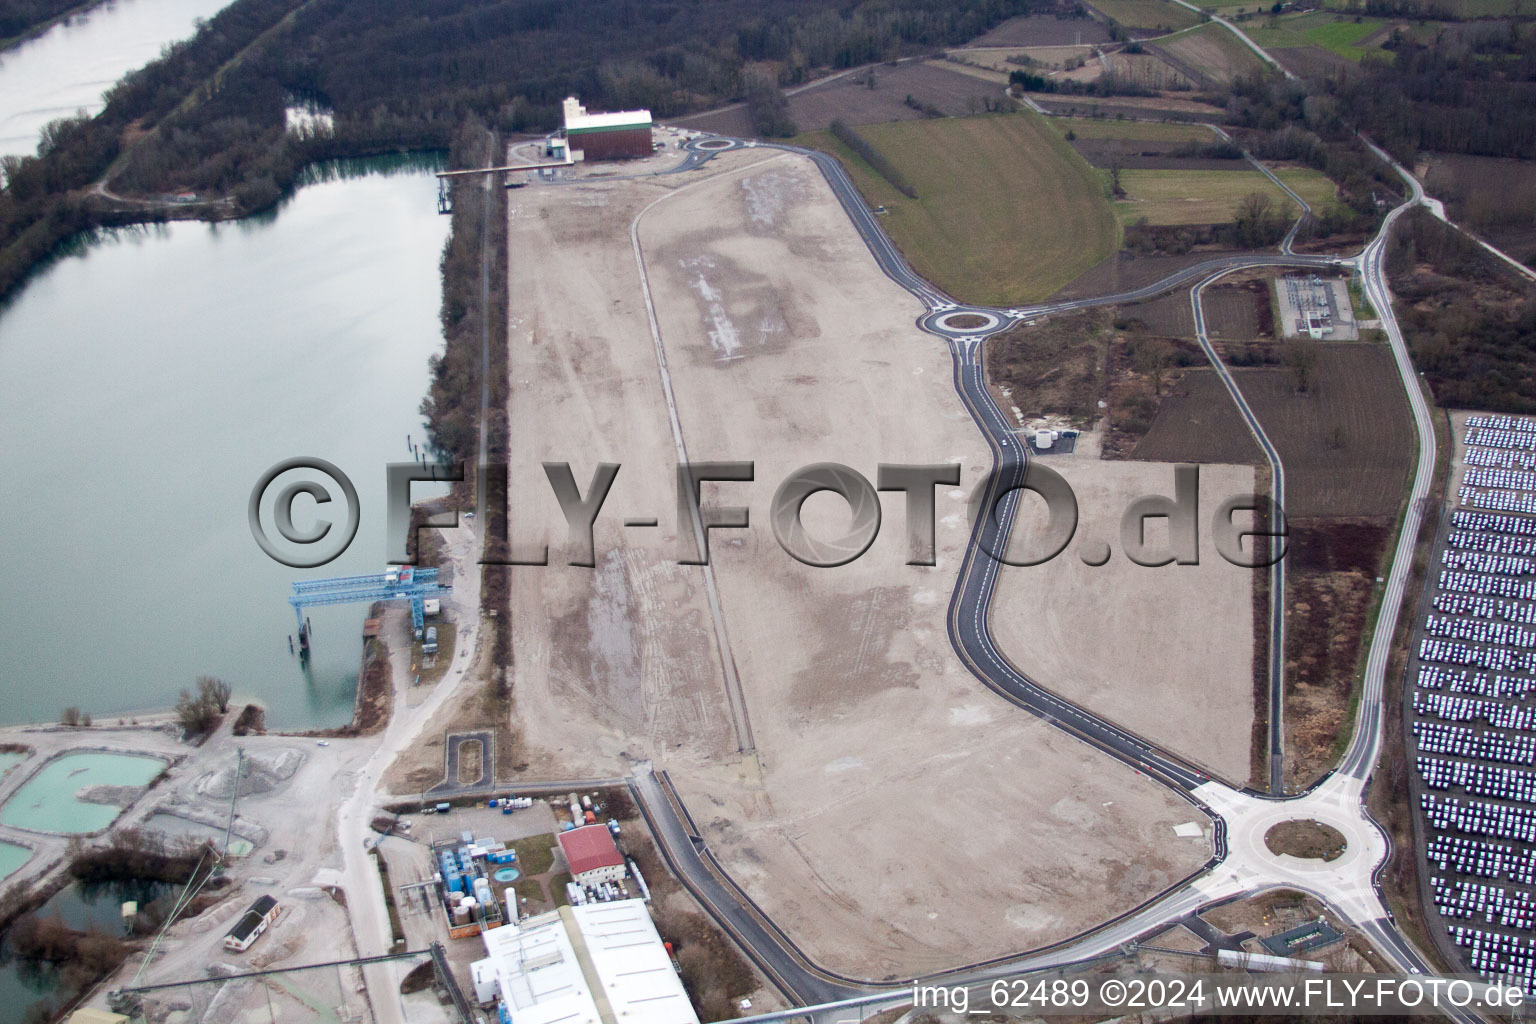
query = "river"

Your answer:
(0, 155), (452, 729)
(0, 0), (237, 161)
